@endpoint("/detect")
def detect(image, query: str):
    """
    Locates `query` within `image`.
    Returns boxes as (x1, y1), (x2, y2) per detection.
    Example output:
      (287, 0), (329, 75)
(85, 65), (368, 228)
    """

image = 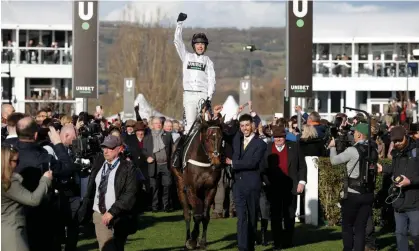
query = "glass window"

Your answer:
(331, 44), (343, 60)
(312, 44), (316, 60)
(318, 44), (329, 60)
(358, 44), (368, 60)
(55, 31), (65, 47)
(397, 43), (408, 60)
(1, 77), (14, 100)
(18, 30), (27, 47)
(411, 43), (419, 60)
(40, 30), (52, 46)
(28, 30), (39, 45)
(343, 44), (352, 58)
(1, 29), (13, 45)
